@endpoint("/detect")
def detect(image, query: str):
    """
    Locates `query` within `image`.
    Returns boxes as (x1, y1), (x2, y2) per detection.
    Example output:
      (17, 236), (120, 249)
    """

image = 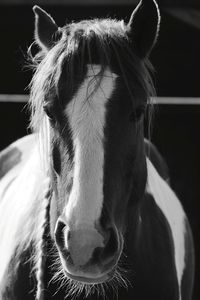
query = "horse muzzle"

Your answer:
(54, 218), (123, 284)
